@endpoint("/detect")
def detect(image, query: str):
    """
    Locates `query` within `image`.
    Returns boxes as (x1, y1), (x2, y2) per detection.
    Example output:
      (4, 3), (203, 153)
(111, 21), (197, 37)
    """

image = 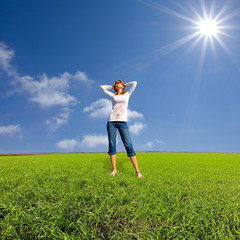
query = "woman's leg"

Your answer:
(107, 122), (117, 173)
(118, 122), (143, 177)
(110, 154), (117, 173)
(129, 155), (140, 173)
(118, 122), (136, 157)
